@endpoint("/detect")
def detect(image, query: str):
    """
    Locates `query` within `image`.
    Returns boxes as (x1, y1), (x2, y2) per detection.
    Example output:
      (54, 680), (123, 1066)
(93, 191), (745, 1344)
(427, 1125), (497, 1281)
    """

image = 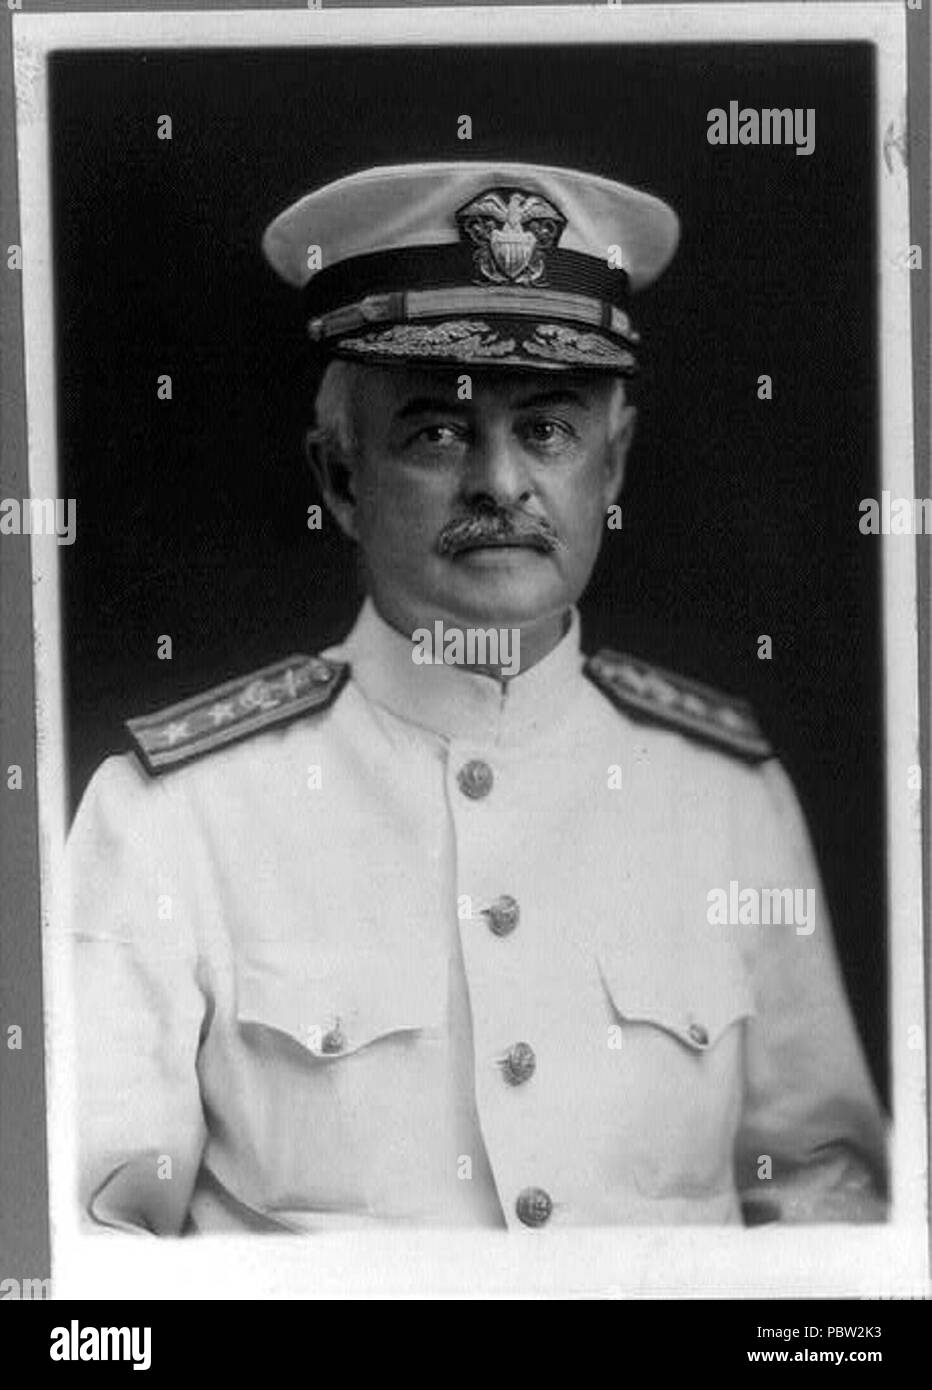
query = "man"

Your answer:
(67, 161), (886, 1233)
